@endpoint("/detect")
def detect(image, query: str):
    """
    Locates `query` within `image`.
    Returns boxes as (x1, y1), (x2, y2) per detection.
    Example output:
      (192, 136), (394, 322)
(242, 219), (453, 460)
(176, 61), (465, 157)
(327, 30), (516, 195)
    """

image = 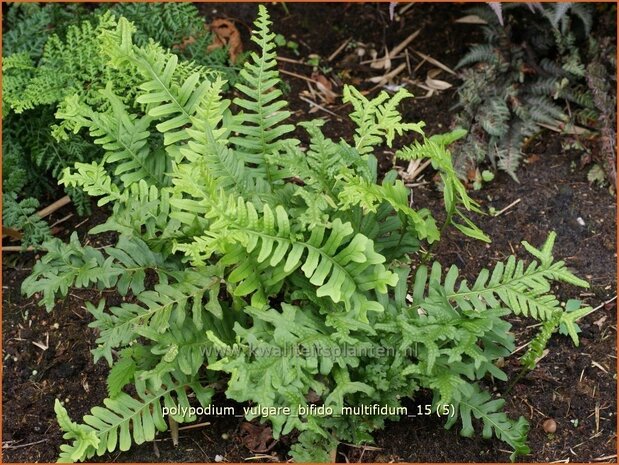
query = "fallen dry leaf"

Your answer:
(208, 19), (243, 64)
(425, 72), (452, 91)
(310, 72), (337, 104)
(525, 154), (541, 164)
(240, 422), (277, 453)
(455, 14), (488, 24)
